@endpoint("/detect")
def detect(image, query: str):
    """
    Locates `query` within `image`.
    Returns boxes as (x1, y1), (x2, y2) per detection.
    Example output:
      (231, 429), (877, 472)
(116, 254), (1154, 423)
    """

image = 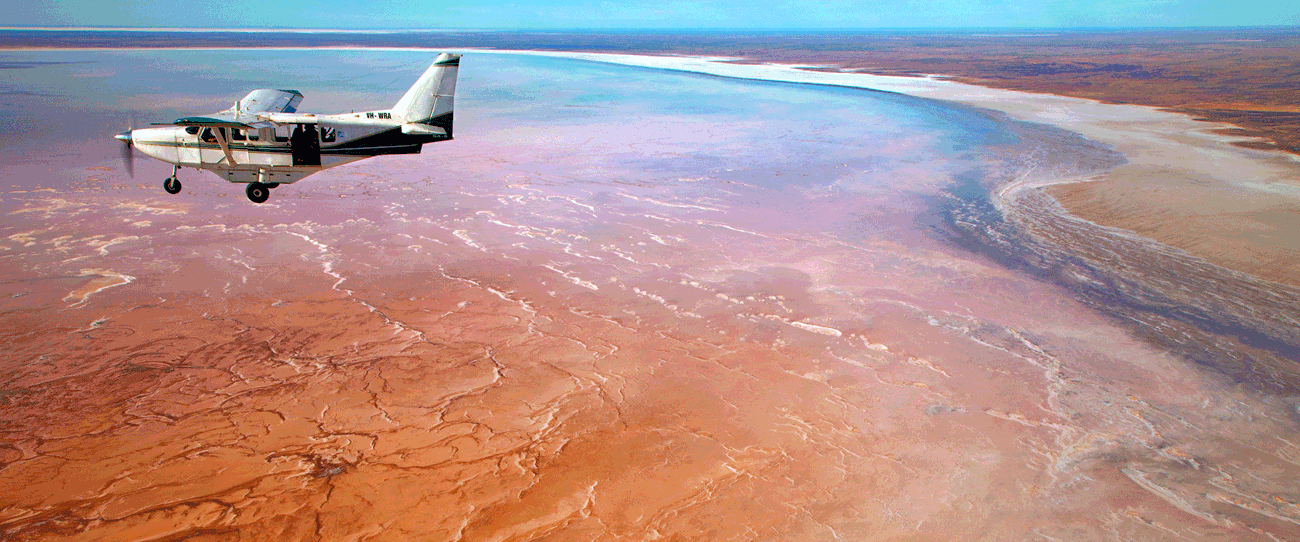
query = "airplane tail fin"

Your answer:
(394, 53), (459, 137)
